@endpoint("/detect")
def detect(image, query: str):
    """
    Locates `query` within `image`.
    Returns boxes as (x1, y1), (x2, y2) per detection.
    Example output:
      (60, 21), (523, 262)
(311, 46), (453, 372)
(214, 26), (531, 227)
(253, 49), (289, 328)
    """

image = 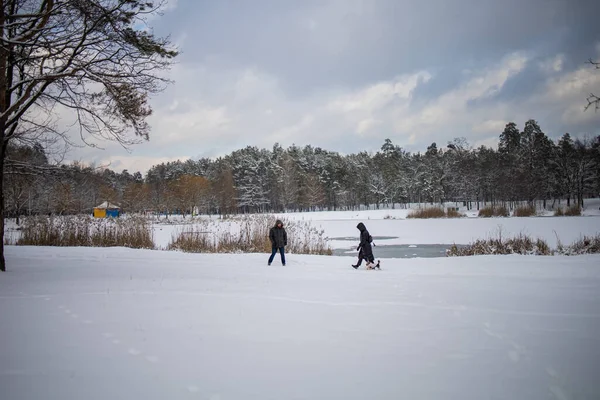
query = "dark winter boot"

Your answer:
(352, 264), (359, 269)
